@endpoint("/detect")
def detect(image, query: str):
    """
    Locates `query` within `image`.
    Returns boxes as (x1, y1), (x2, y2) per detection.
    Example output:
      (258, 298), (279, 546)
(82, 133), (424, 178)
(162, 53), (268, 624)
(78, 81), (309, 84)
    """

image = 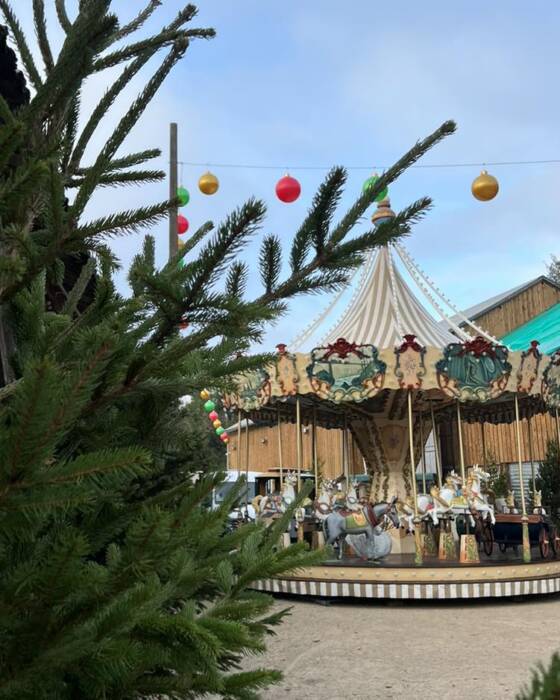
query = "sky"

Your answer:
(13, 1), (560, 349)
